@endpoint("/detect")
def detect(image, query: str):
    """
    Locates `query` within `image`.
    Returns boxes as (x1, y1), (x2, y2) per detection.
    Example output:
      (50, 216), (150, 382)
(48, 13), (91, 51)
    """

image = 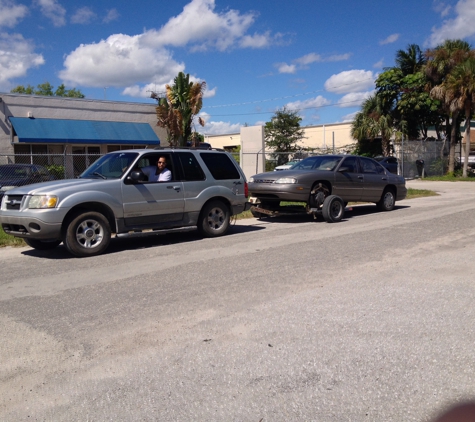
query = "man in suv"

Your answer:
(0, 148), (249, 257)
